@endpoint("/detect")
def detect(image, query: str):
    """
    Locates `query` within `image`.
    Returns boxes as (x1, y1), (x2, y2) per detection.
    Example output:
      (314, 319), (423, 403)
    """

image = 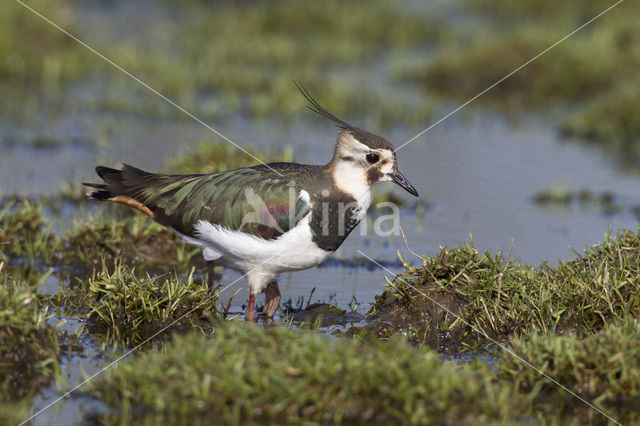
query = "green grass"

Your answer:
(532, 186), (621, 215)
(62, 214), (204, 274)
(0, 200), (203, 274)
(357, 229), (640, 345)
(0, 399), (34, 425)
(166, 139), (293, 174)
(403, 0), (640, 168)
(467, 0), (622, 21)
(411, 25), (619, 109)
(562, 80), (640, 168)
(91, 320), (526, 425)
(0, 263), (60, 401)
(7, 0), (440, 124)
(1, 0), (94, 87)
(77, 263), (225, 346)
(0, 201), (61, 263)
(499, 319), (640, 419)
(91, 319), (640, 424)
